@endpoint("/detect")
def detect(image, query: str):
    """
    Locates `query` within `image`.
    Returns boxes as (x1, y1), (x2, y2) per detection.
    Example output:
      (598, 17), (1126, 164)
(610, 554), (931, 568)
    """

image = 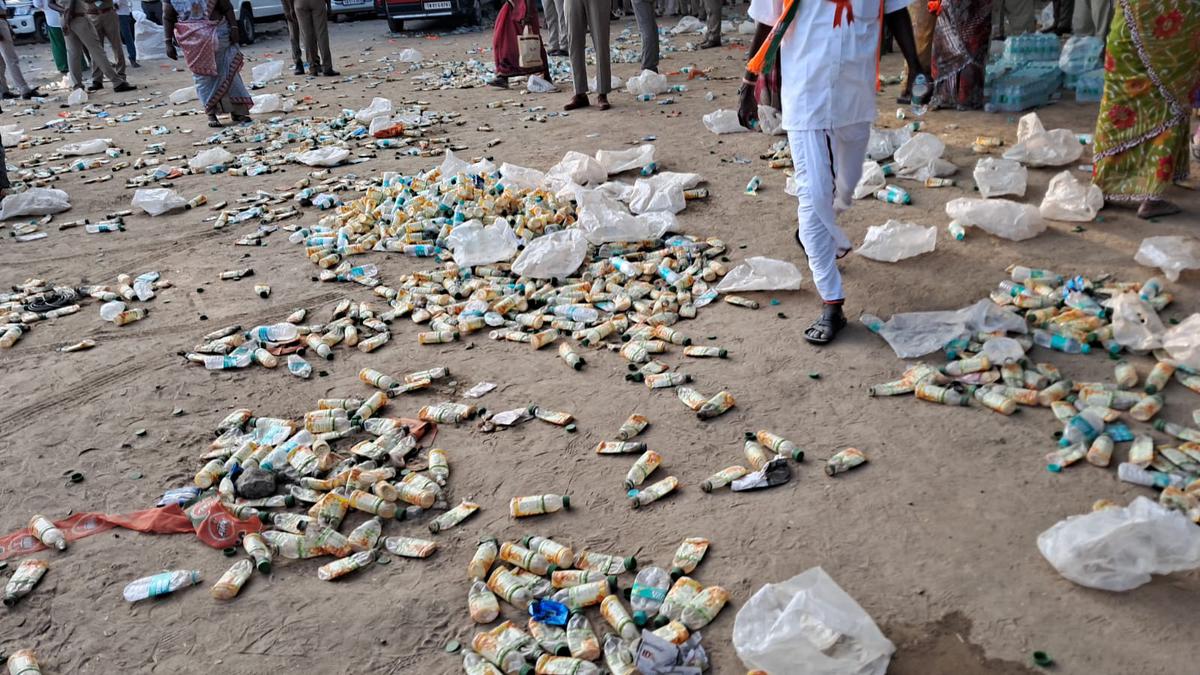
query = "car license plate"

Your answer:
(424, 1), (451, 9)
